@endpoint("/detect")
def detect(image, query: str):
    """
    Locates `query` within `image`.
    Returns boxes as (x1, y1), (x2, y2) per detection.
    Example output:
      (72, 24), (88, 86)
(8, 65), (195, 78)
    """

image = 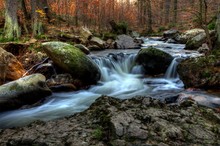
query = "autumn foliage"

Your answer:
(0, 0), (219, 32)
